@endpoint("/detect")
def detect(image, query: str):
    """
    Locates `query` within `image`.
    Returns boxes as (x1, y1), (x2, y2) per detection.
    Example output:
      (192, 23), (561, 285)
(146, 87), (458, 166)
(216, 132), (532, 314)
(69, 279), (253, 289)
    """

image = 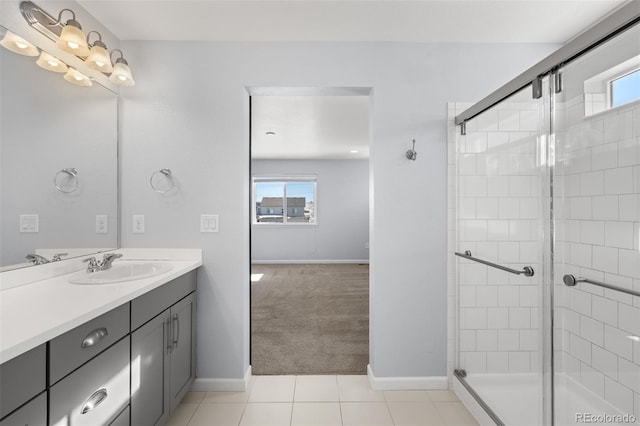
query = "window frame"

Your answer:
(252, 176), (317, 226)
(607, 66), (640, 109)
